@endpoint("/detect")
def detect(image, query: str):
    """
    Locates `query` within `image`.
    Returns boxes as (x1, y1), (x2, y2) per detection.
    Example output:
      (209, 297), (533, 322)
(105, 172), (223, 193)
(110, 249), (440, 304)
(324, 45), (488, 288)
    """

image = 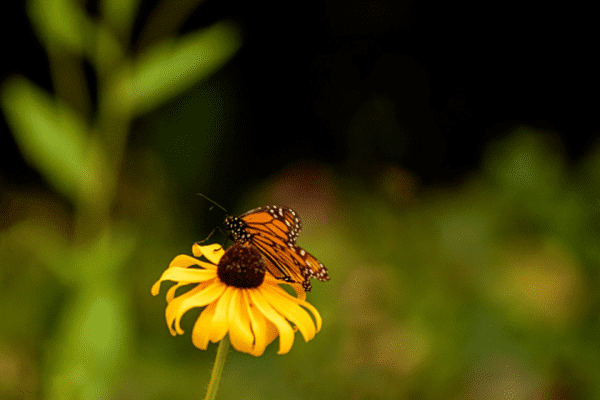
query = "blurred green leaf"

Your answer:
(124, 20), (243, 115)
(0, 219), (69, 281)
(71, 226), (138, 283)
(101, 0), (140, 40)
(44, 228), (136, 398)
(46, 285), (131, 400)
(484, 128), (565, 196)
(94, 22), (126, 77)
(1, 76), (95, 201)
(27, 0), (93, 53)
